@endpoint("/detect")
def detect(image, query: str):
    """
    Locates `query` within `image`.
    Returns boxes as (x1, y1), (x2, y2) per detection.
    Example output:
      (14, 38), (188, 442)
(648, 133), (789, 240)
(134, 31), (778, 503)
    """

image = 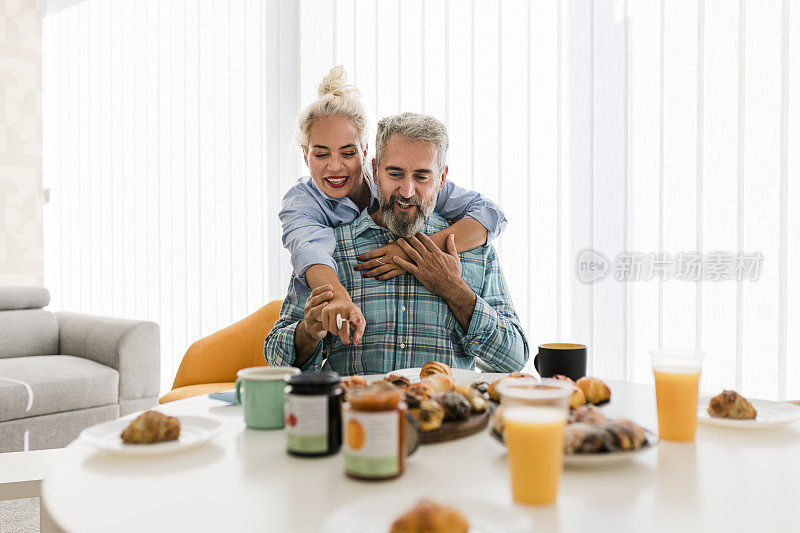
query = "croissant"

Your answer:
(707, 390), (757, 419)
(120, 411), (180, 444)
(420, 361), (453, 379)
(576, 377), (611, 405)
(422, 375), (455, 394)
(390, 499), (469, 533)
